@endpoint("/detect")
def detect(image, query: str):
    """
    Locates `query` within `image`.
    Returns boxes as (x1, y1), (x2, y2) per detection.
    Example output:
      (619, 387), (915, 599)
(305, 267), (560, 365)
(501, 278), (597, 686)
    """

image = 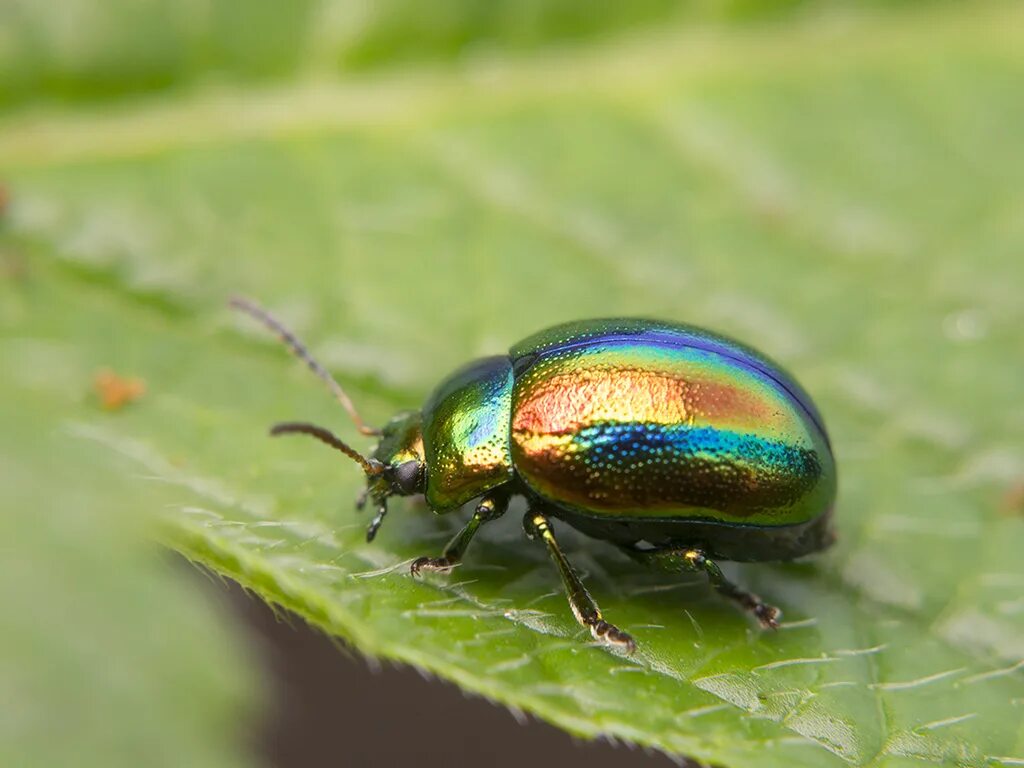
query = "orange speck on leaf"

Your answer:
(94, 368), (146, 411)
(1000, 482), (1024, 517)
